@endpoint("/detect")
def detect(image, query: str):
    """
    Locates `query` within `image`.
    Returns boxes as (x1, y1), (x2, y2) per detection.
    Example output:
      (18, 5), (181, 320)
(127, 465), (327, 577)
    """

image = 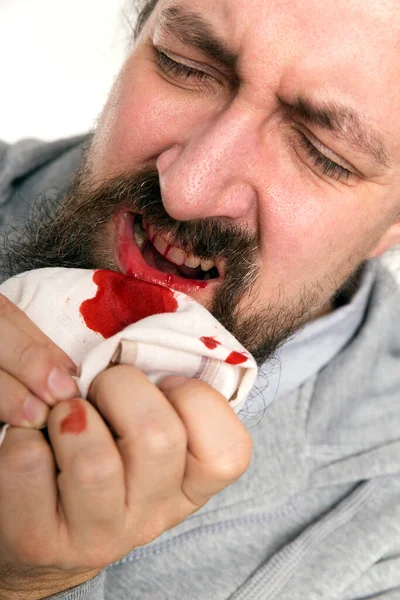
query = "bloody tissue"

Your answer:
(225, 351), (247, 365)
(200, 336), (221, 350)
(80, 270), (178, 338)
